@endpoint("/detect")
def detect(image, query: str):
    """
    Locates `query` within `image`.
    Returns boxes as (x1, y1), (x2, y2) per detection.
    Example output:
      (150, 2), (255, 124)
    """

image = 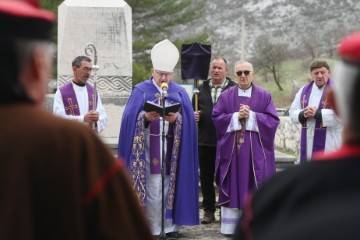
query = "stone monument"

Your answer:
(54, 0), (132, 148)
